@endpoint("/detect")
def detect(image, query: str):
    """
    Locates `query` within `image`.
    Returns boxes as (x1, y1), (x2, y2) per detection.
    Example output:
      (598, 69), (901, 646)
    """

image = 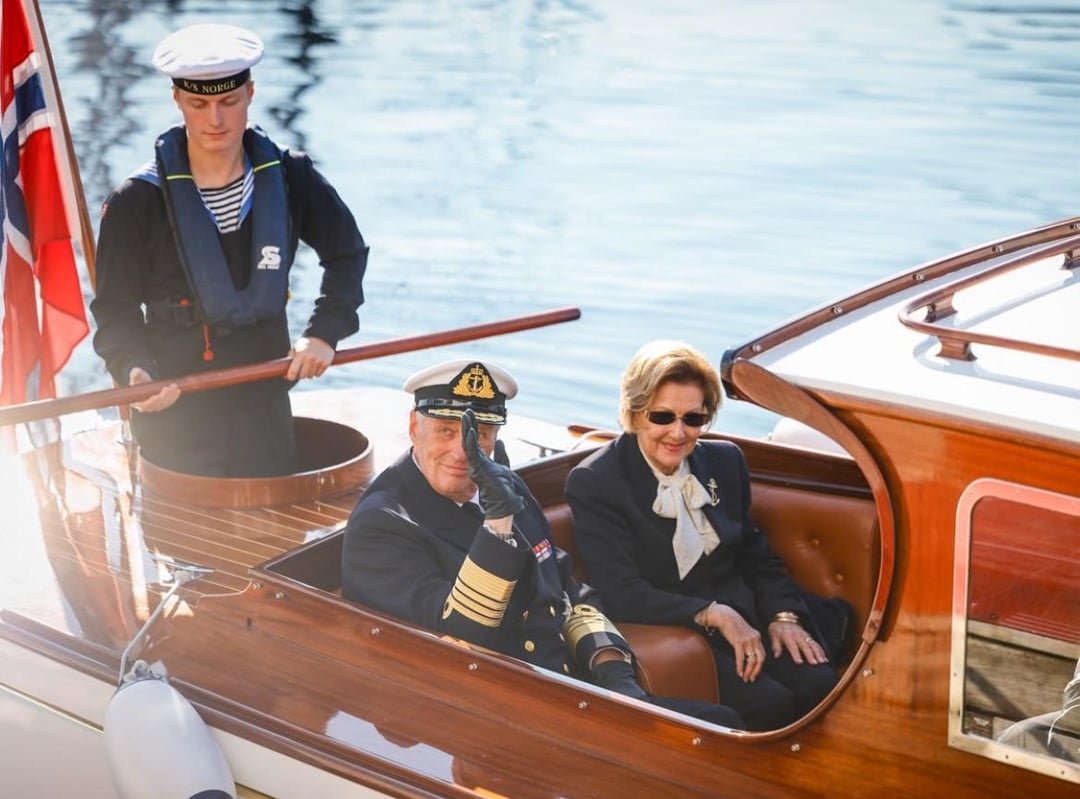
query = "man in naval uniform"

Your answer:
(341, 359), (743, 727)
(90, 23), (367, 477)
